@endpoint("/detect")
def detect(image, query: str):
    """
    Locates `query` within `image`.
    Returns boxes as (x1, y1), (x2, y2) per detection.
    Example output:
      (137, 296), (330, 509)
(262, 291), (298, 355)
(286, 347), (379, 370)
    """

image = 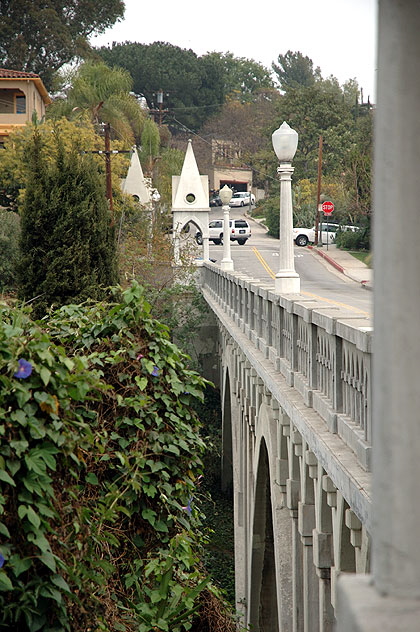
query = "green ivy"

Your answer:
(0, 283), (232, 631)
